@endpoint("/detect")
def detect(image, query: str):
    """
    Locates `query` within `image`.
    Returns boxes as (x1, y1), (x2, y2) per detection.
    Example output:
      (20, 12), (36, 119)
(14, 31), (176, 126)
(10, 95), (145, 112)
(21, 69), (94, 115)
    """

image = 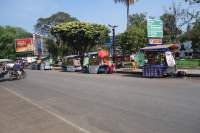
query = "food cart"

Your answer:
(62, 55), (82, 72)
(88, 50), (115, 74)
(140, 44), (178, 78)
(82, 52), (97, 73)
